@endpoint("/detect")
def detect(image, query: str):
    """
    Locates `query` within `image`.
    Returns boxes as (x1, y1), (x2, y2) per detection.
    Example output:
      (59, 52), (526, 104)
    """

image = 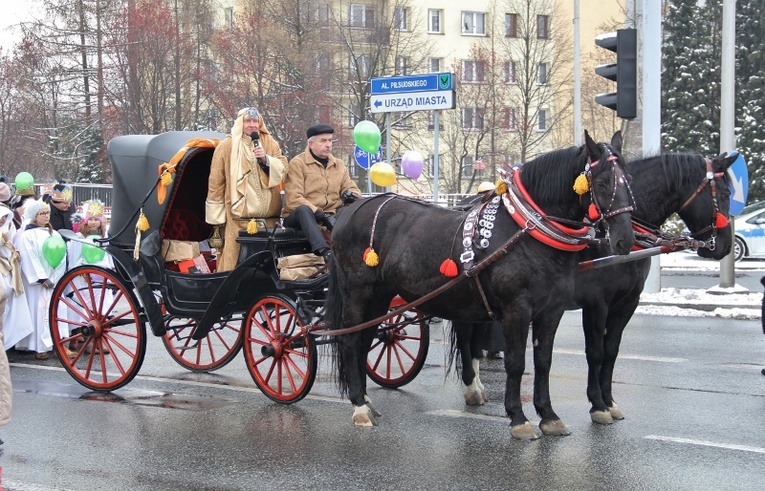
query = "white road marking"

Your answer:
(426, 409), (513, 423)
(553, 348), (686, 363)
(644, 435), (765, 454)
